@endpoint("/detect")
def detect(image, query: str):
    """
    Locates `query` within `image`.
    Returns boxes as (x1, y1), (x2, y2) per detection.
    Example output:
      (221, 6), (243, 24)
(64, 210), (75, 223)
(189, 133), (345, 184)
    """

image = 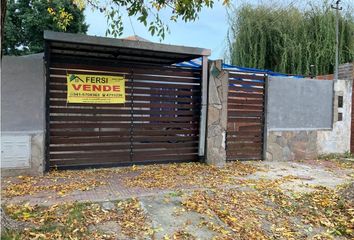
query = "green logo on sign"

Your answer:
(69, 74), (84, 83)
